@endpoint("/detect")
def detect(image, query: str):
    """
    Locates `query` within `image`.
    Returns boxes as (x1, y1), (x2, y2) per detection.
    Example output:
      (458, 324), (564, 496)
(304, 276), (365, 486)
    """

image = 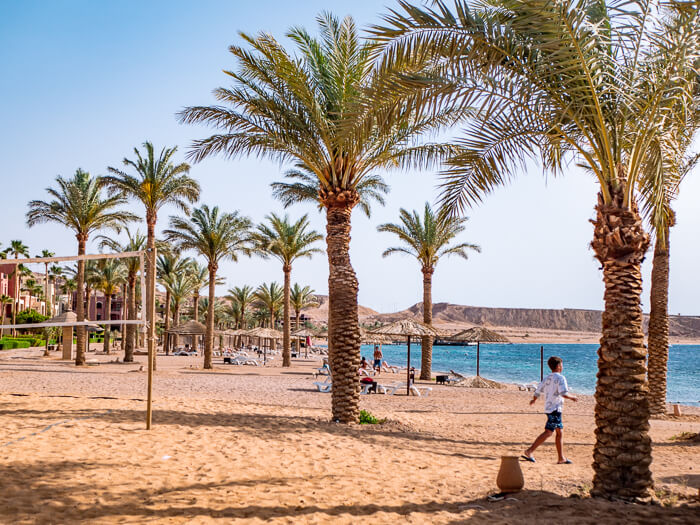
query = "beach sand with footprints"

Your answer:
(0, 347), (698, 524)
